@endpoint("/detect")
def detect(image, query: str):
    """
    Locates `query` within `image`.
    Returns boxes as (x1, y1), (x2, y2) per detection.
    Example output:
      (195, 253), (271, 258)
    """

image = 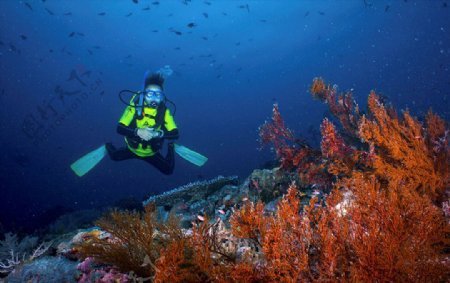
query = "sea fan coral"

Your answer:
(259, 103), (331, 188)
(358, 91), (449, 202)
(75, 204), (184, 278)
